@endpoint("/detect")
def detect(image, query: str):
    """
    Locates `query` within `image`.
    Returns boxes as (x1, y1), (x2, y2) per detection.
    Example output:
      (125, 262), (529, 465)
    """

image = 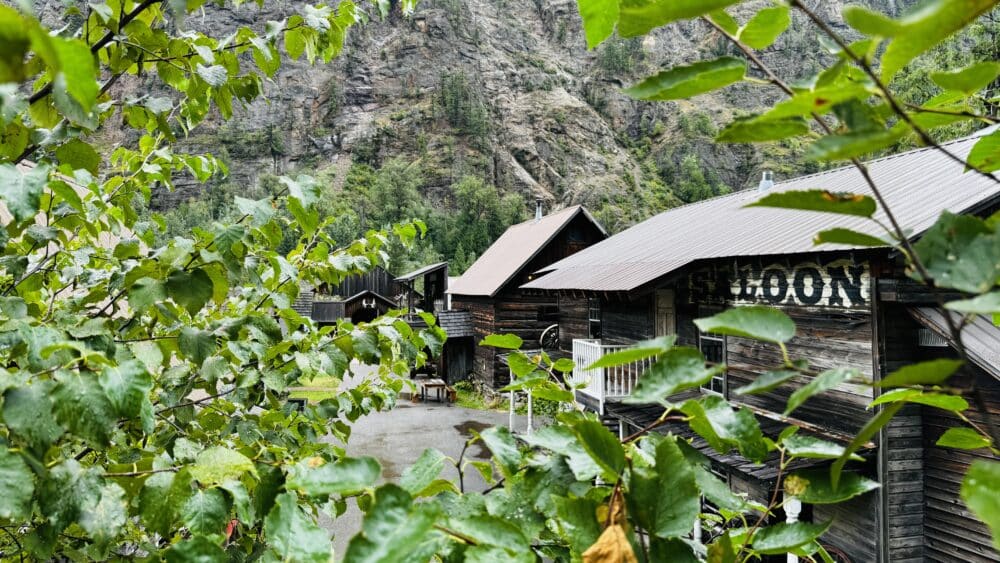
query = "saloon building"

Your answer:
(524, 128), (1000, 562)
